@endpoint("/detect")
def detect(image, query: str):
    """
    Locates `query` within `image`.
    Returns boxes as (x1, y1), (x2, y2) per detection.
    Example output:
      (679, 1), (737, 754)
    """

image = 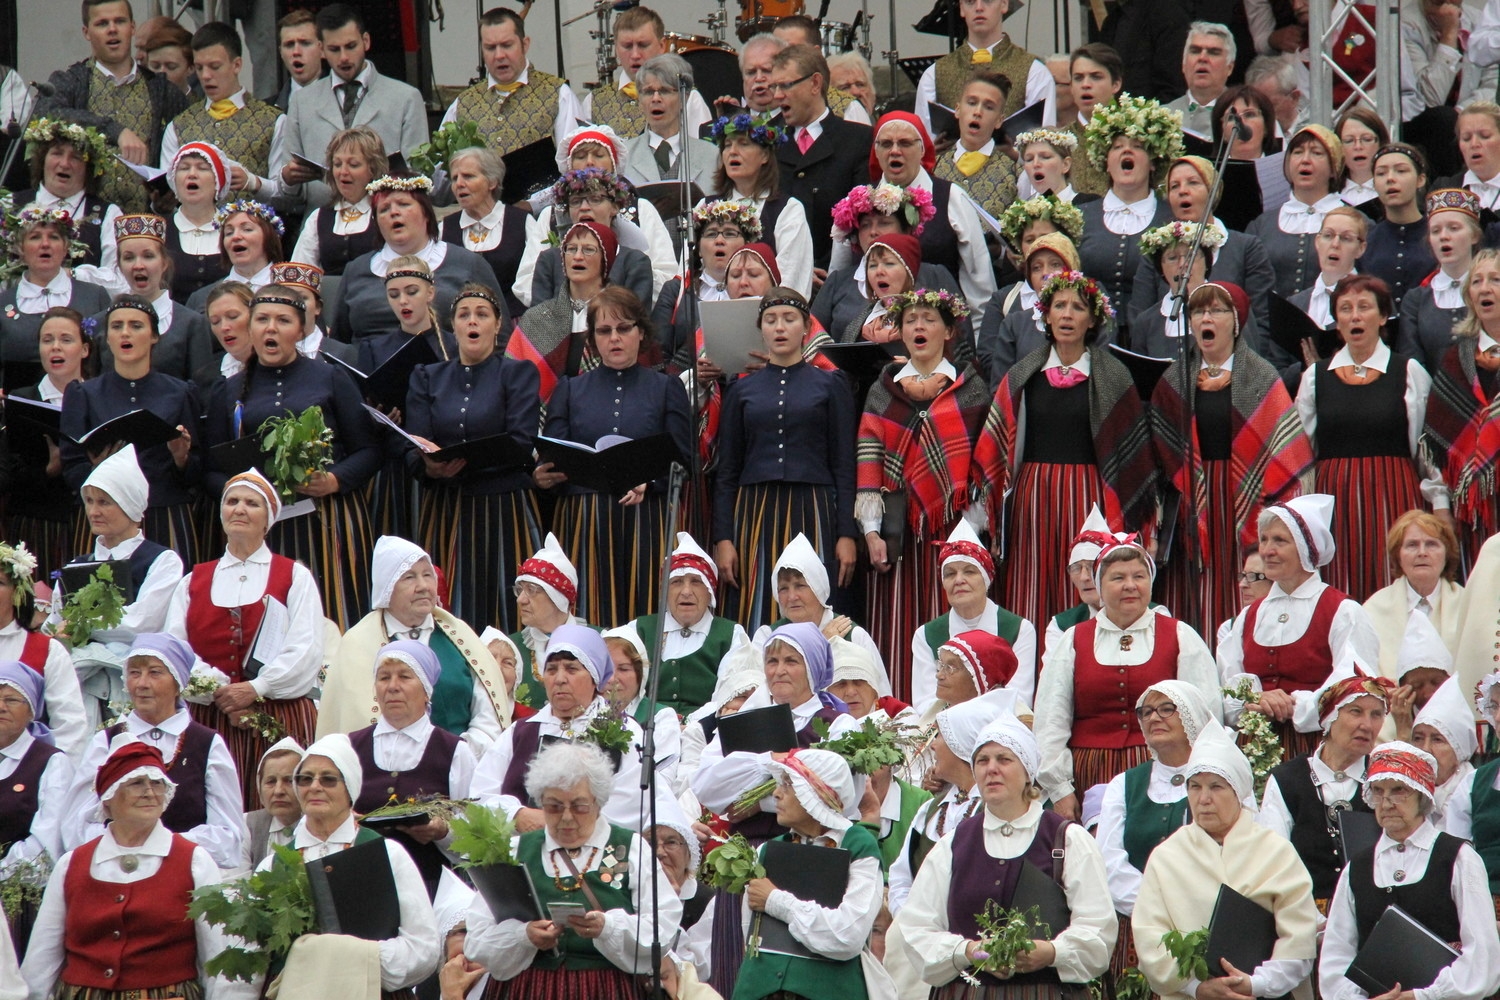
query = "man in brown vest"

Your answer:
(914, 0), (1056, 140)
(580, 6), (711, 139)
